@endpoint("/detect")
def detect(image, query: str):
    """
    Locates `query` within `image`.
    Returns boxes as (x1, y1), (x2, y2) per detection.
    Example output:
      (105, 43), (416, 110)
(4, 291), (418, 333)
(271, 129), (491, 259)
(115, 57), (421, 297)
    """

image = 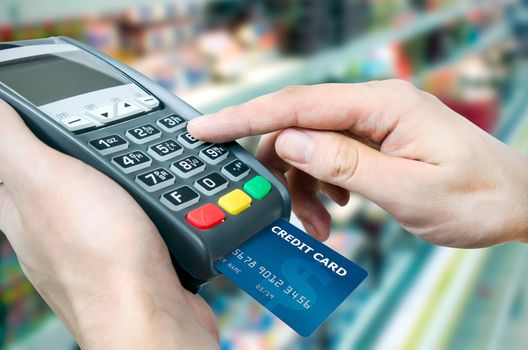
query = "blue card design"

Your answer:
(215, 218), (368, 336)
